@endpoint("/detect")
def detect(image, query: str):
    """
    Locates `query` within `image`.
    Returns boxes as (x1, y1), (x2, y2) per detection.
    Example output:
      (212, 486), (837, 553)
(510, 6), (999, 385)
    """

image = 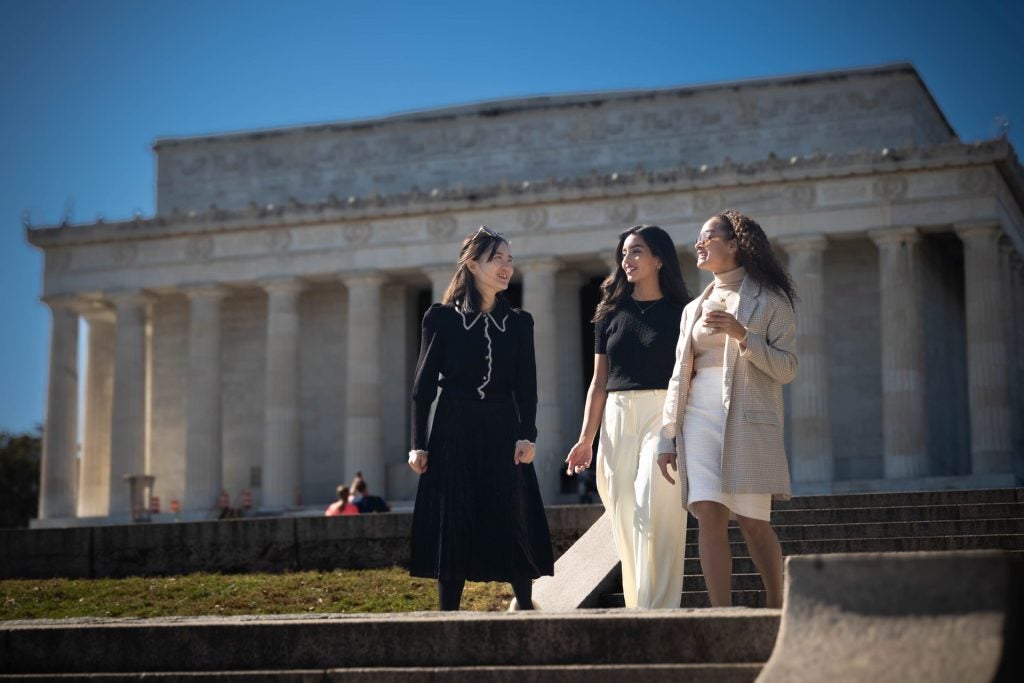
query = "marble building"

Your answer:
(27, 63), (1024, 525)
